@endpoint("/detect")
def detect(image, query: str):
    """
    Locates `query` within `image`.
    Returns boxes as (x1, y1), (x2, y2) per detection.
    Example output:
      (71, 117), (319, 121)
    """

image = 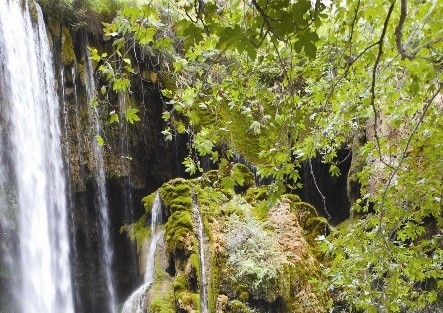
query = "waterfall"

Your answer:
(0, 1), (74, 313)
(121, 193), (163, 313)
(192, 193), (209, 313)
(84, 46), (117, 313)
